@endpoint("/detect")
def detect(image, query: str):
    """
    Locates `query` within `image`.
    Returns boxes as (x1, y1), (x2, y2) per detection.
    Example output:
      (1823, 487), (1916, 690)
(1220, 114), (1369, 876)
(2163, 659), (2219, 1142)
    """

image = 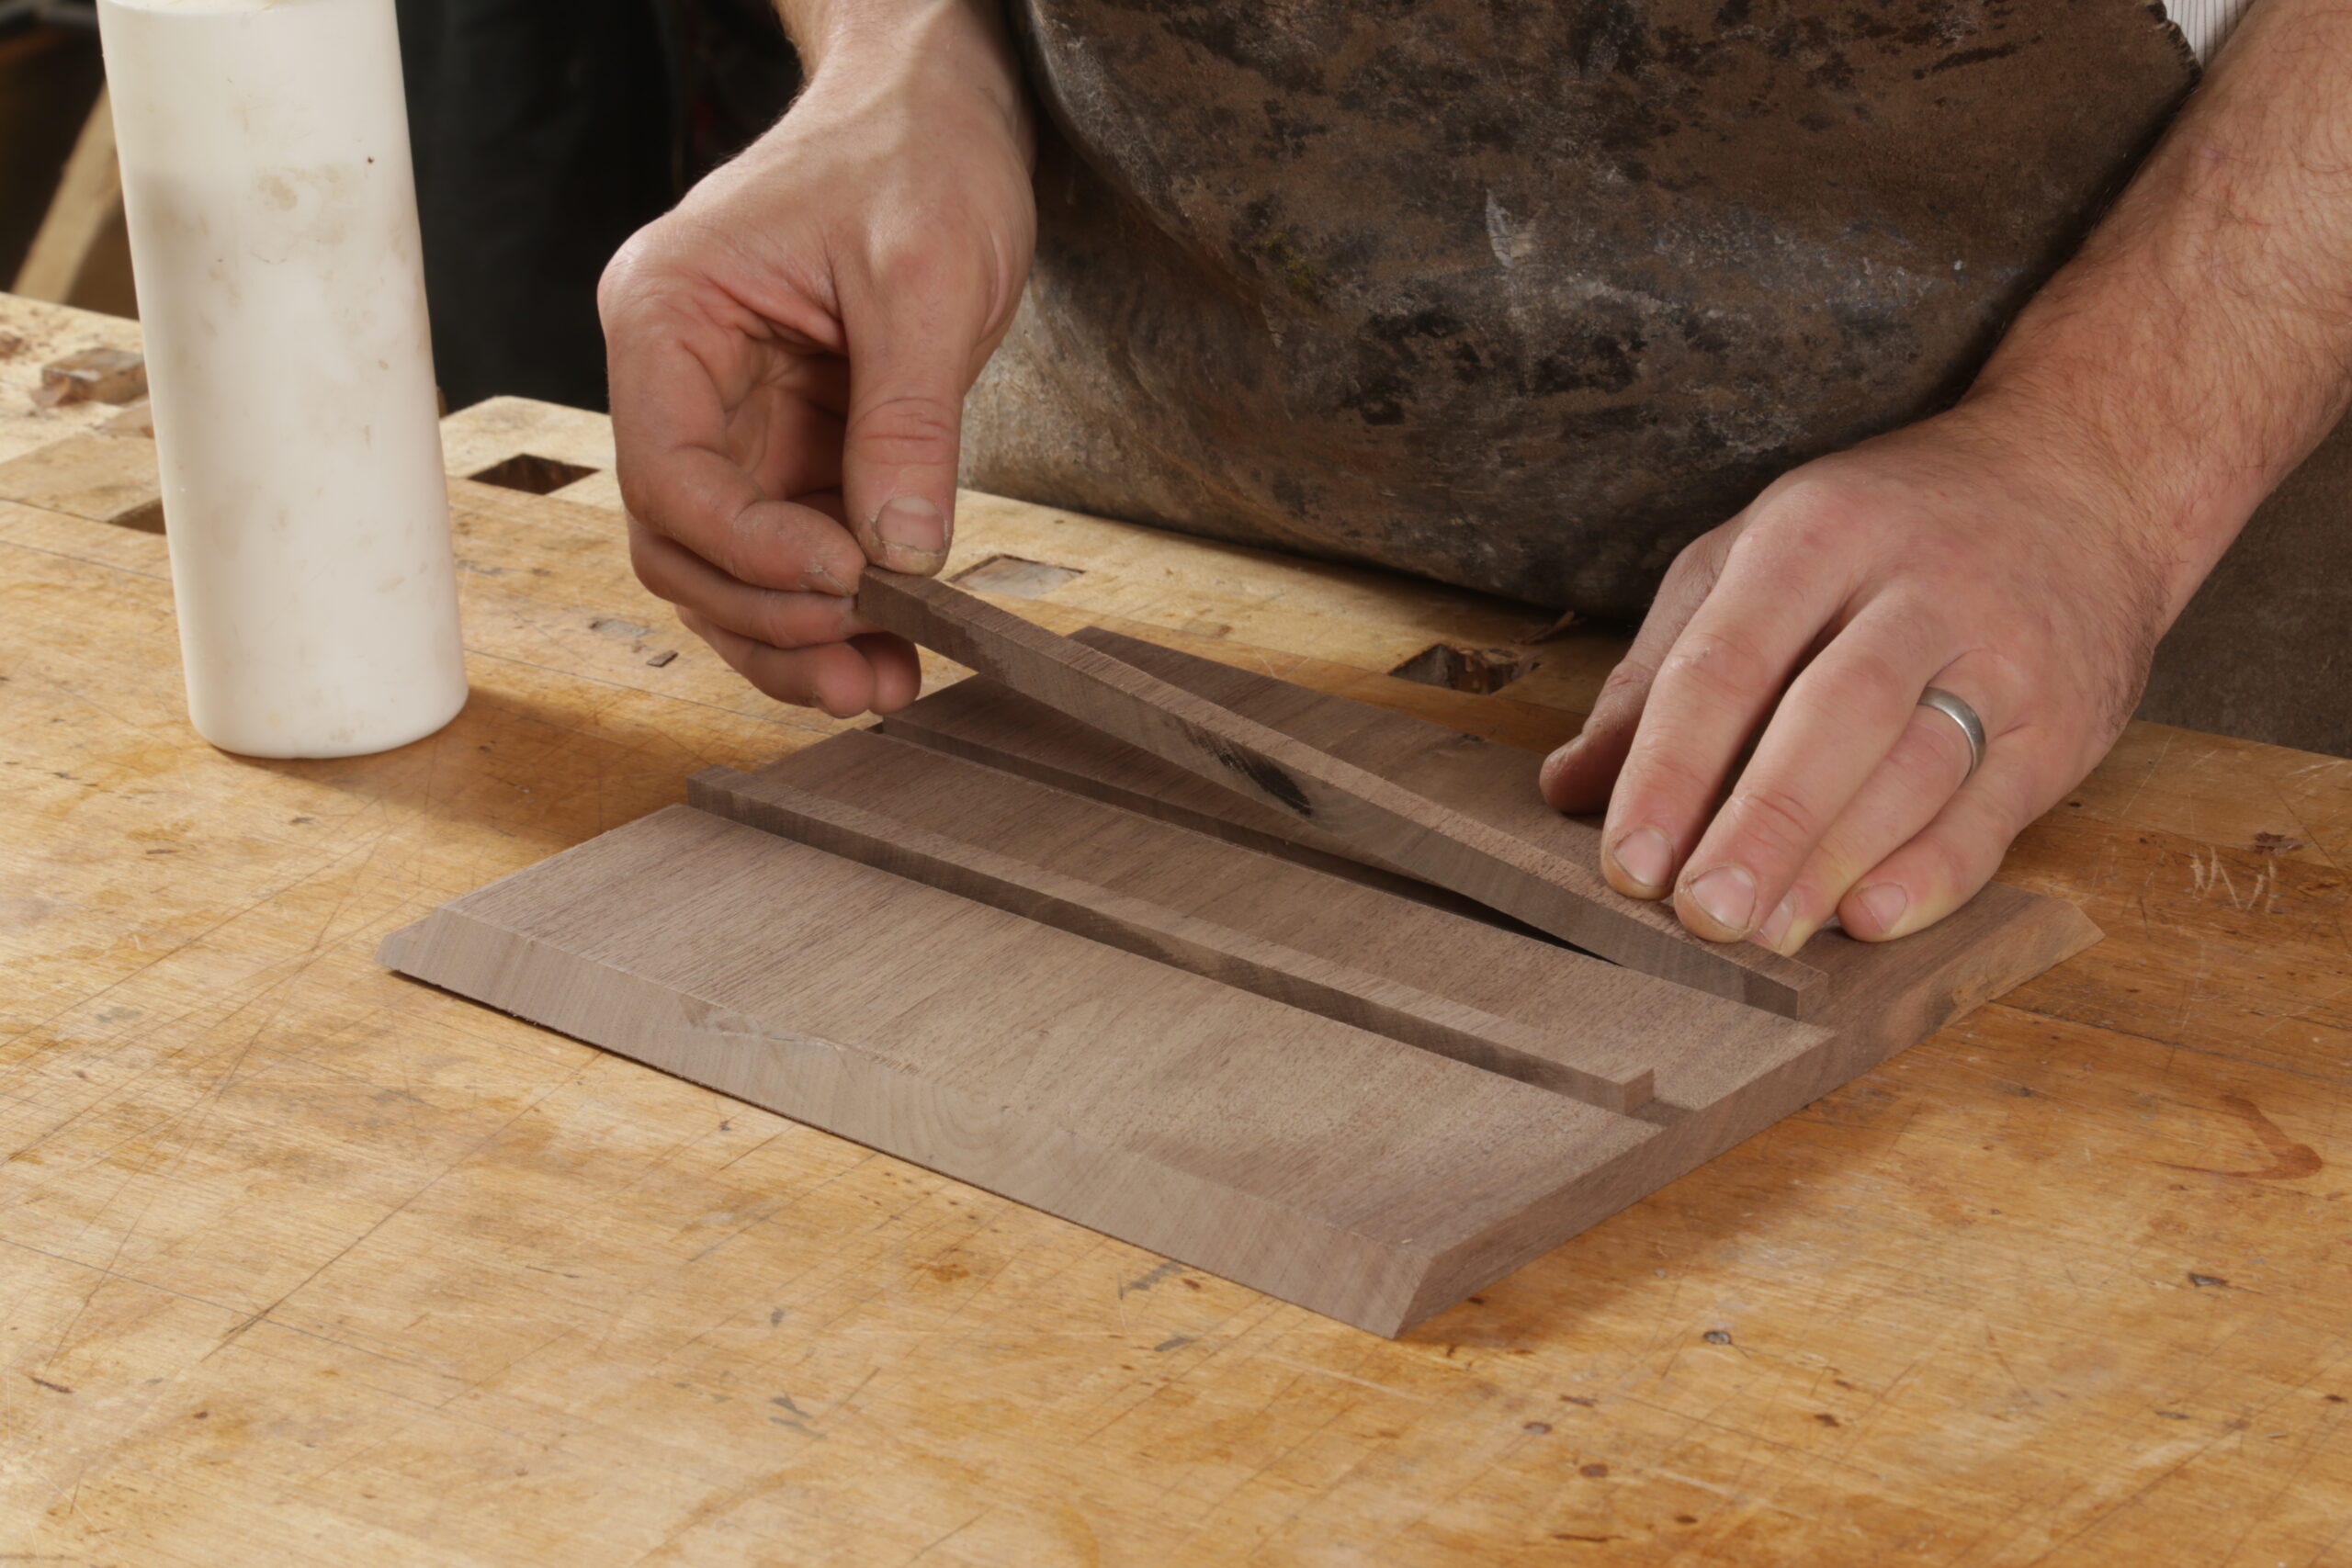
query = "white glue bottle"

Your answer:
(96, 0), (467, 758)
